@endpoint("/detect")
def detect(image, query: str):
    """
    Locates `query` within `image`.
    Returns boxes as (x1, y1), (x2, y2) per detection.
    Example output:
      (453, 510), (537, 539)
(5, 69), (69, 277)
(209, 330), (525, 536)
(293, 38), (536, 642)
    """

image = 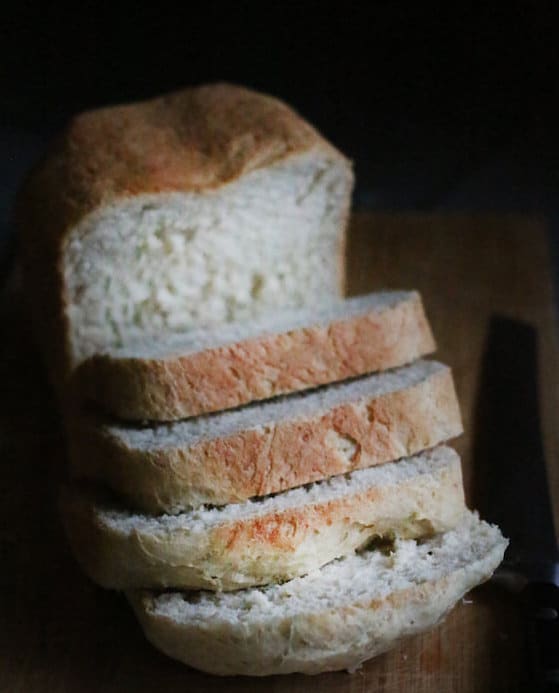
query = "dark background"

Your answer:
(2, 2), (559, 268)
